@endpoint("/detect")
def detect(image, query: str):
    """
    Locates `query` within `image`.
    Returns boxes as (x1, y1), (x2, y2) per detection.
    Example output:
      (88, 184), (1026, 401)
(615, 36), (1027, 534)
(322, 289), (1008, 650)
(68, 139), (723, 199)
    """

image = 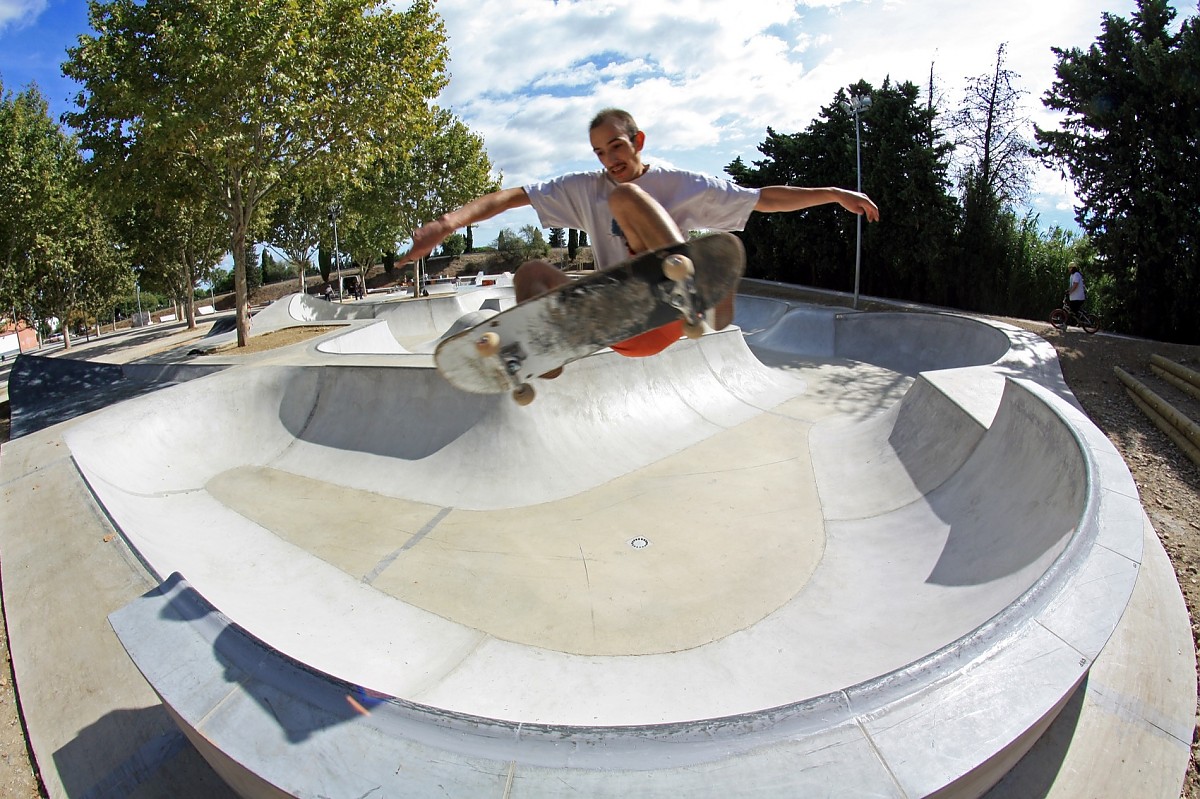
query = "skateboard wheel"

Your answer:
(662, 253), (694, 282)
(512, 384), (536, 406)
(475, 331), (501, 356)
(682, 319), (705, 339)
